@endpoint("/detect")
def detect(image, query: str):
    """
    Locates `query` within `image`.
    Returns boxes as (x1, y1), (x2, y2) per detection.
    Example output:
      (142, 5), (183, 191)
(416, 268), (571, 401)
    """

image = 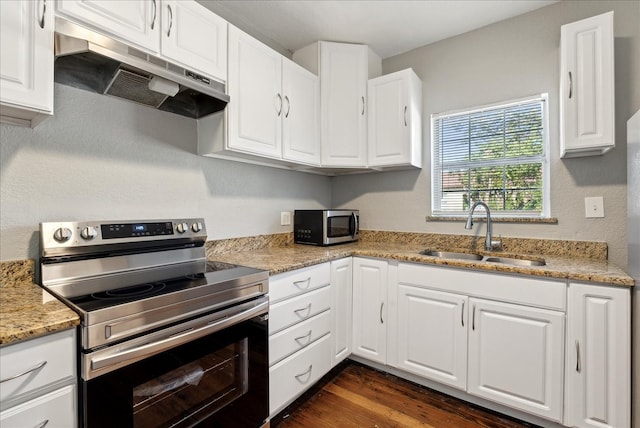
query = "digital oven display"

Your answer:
(101, 222), (174, 239)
